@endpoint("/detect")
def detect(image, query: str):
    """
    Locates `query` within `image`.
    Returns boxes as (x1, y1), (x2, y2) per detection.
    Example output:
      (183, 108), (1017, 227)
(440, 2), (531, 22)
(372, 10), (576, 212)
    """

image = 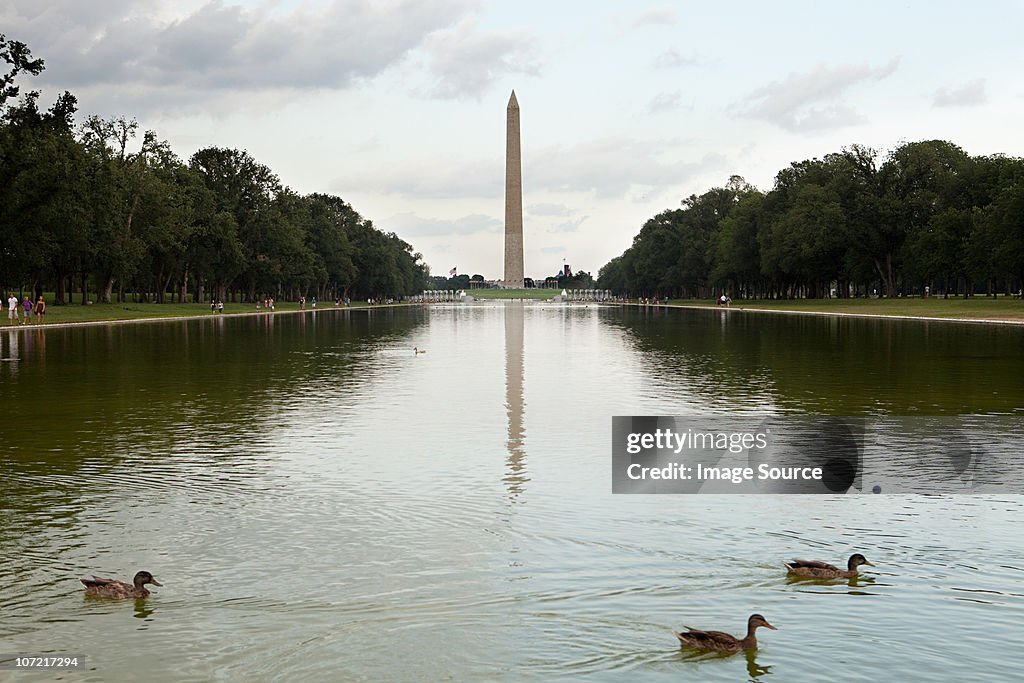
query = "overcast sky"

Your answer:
(5, 0), (1024, 280)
